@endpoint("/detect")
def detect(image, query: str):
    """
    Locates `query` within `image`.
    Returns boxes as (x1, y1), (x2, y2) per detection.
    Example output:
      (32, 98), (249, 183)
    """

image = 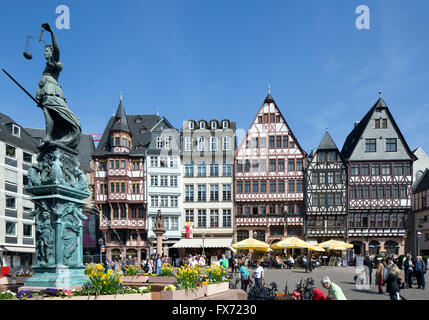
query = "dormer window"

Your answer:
(12, 124), (20, 137)
(200, 122), (206, 129)
(156, 136), (164, 149)
(188, 122), (194, 130)
(222, 121), (228, 129)
(211, 121), (217, 130)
